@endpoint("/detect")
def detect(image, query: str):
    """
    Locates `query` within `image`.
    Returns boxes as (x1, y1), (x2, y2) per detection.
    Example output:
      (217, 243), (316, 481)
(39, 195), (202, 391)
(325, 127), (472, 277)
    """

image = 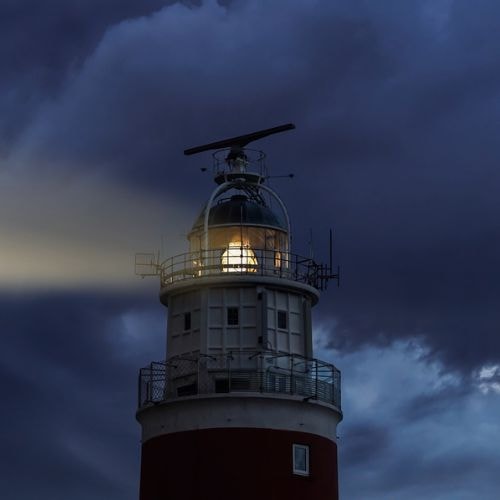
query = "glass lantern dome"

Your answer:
(188, 193), (289, 273)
